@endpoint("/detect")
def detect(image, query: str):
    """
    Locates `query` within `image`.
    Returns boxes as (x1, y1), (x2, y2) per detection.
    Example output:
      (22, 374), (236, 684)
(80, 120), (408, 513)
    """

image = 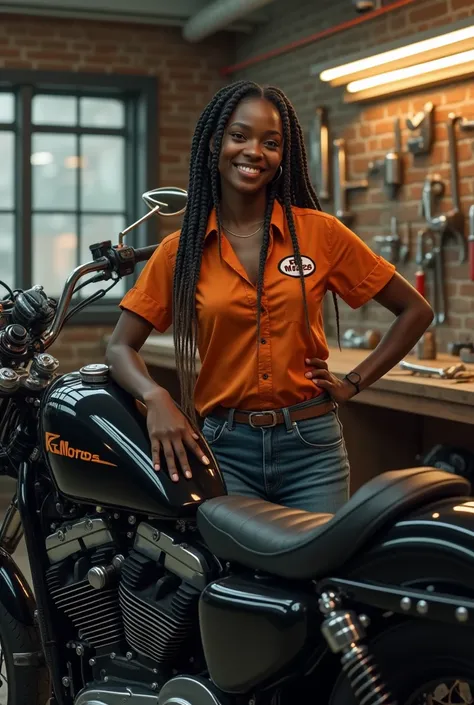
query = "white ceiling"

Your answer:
(0, 0), (270, 37)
